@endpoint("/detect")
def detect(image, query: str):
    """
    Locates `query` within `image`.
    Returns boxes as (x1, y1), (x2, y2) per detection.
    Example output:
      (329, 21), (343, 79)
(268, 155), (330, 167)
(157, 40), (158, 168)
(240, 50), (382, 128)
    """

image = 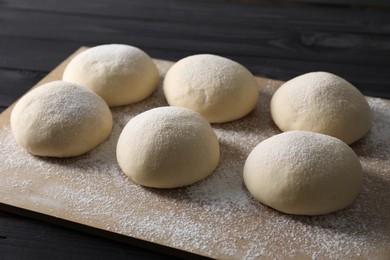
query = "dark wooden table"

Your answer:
(1, 0), (389, 259)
